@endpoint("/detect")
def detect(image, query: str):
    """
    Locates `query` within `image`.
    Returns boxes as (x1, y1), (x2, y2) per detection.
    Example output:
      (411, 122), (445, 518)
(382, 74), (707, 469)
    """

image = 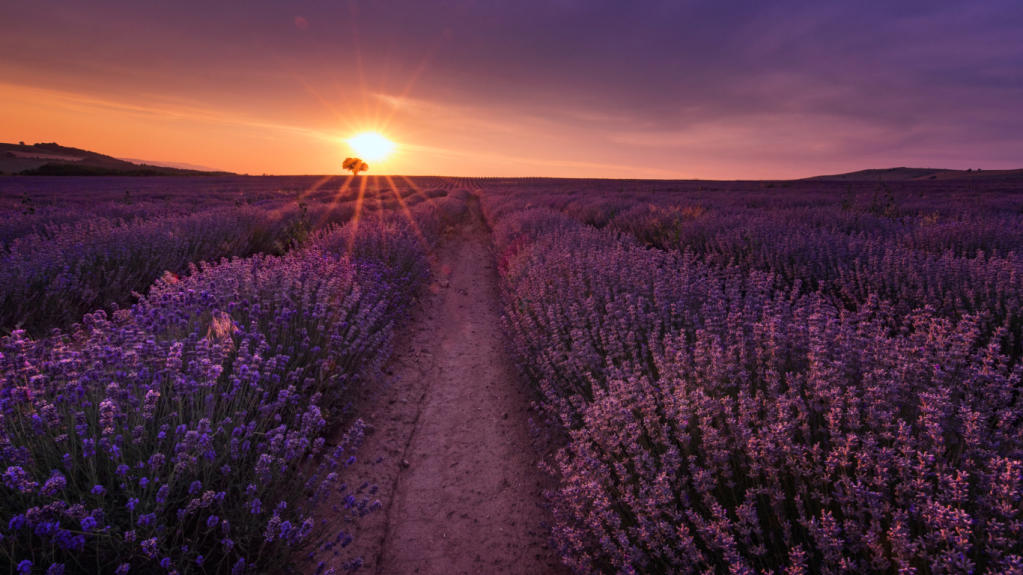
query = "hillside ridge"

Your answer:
(0, 142), (233, 176)
(804, 166), (1023, 181)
